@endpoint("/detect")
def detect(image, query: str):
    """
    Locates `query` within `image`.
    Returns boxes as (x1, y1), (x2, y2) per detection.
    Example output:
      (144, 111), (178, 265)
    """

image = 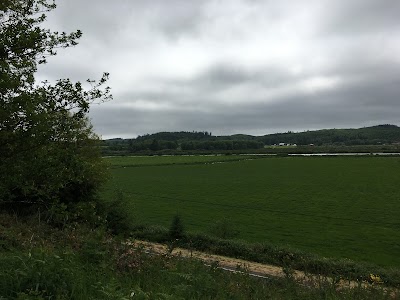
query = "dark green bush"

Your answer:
(96, 190), (135, 234)
(169, 214), (185, 239)
(208, 217), (239, 239)
(0, 0), (110, 214)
